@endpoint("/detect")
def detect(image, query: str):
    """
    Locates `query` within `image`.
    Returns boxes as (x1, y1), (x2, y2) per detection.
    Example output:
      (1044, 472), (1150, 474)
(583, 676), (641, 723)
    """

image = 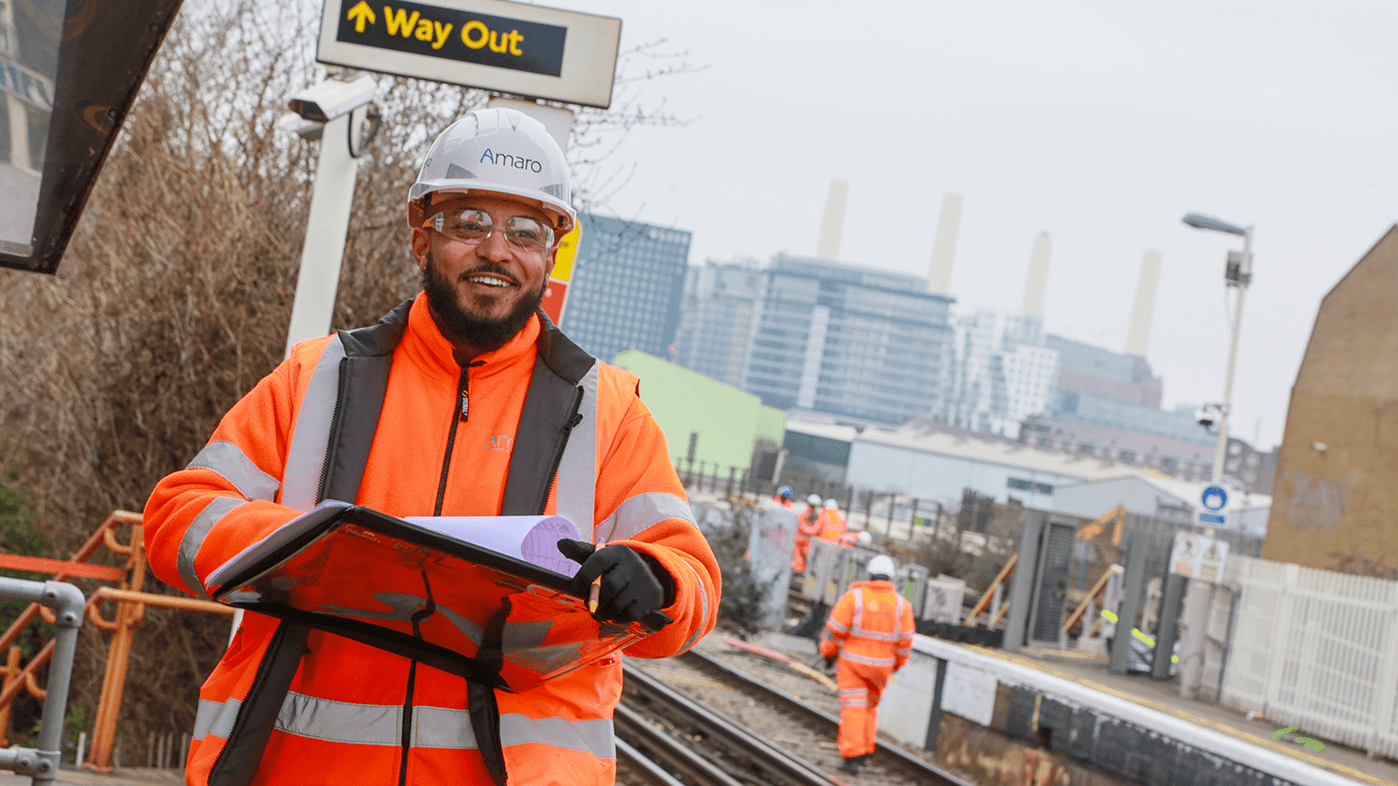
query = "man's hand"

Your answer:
(824, 655), (836, 670)
(558, 539), (675, 627)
